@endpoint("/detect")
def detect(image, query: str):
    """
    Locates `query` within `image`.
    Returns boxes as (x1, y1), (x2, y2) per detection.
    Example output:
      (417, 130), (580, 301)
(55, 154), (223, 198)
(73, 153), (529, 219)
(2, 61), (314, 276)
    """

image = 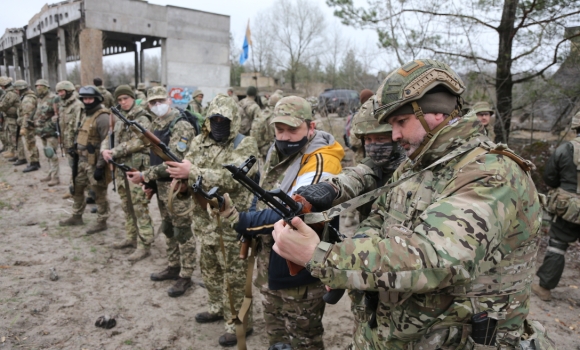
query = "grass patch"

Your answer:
(124, 339), (133, 345)
(90, 246), (97, 253)
(0, 200), (10, 209)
